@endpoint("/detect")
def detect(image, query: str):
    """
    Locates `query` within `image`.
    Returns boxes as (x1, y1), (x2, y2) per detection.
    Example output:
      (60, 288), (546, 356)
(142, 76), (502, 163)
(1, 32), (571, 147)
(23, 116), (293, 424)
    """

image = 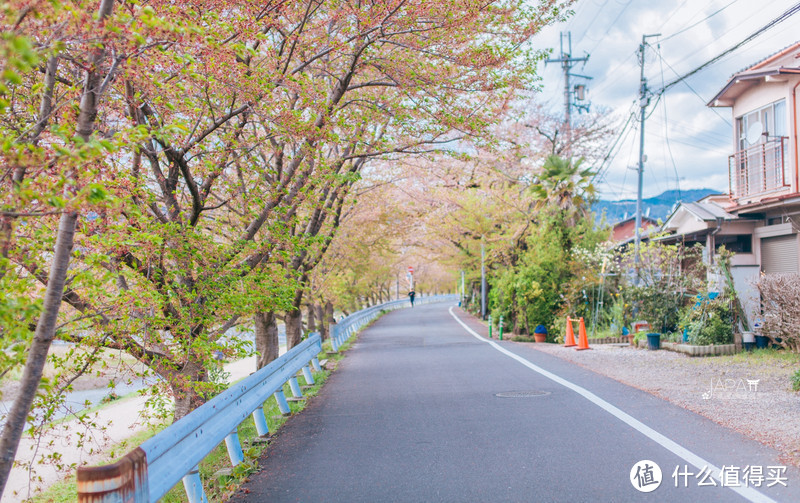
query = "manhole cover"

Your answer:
(495, 391), (550, 398)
